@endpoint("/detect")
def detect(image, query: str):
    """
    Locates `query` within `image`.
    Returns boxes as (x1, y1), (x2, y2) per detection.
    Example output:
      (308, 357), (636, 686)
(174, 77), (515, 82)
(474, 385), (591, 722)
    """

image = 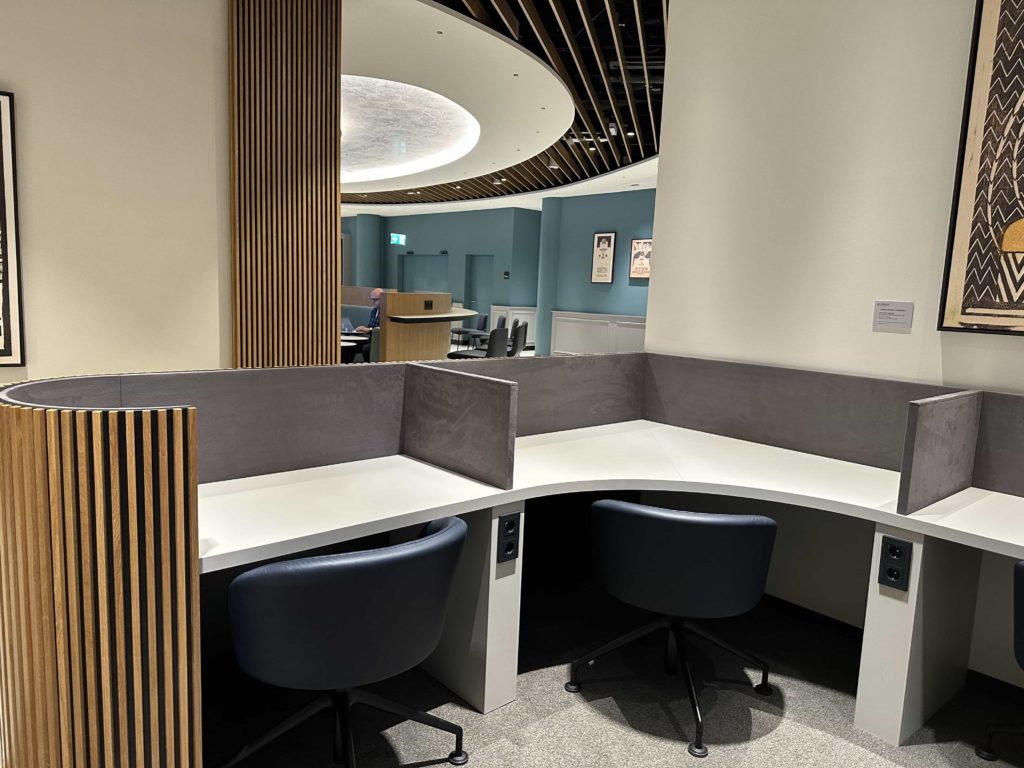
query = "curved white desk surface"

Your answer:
(197, 420), (1024, 573)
